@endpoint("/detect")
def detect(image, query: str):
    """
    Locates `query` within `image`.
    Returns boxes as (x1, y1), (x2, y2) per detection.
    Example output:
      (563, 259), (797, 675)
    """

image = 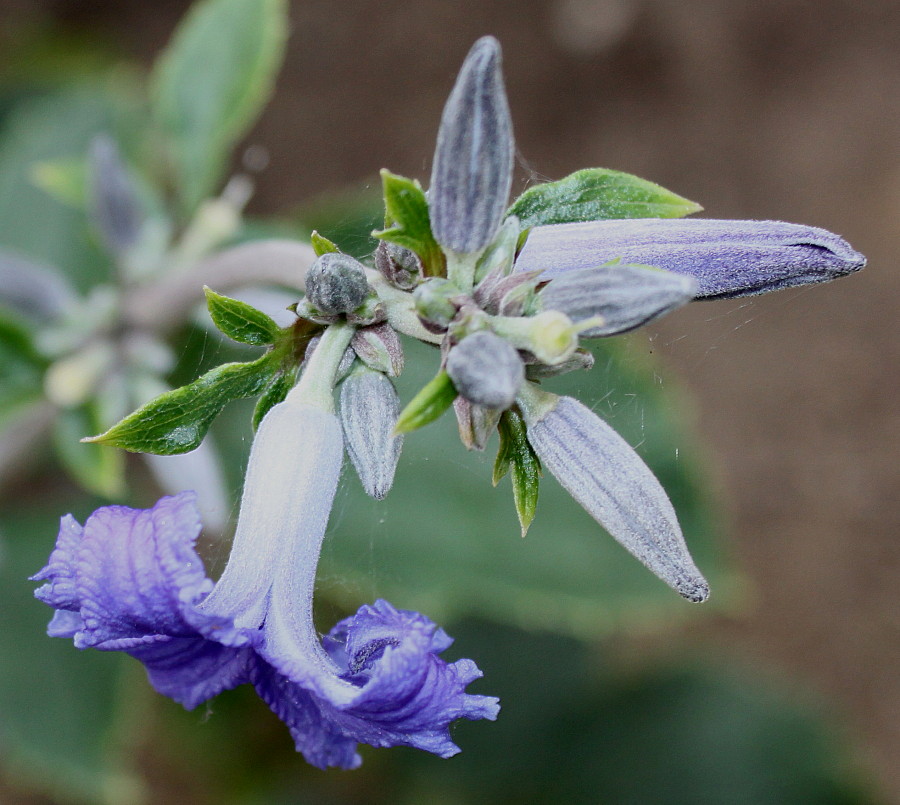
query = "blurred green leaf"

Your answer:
(508, 168), (703, 229)
(0, 500), (129, 803)
(54, 405), (125, 499)
(0, 87), (121, 291)
(0, 312), (45, 422)
(30, 157), (88, 209)
(204, 286), (281, 345)
(90, 353), (278, 455)
(390, 621), (872, 805)
(373, 170), (445, 277)
(324, 336), (731, 638)
(151, 0), (289, 212)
